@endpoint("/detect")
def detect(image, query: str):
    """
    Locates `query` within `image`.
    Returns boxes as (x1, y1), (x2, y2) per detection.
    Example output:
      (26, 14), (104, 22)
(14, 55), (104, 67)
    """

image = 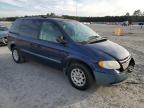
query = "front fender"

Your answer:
(62, 55), (96, 75)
